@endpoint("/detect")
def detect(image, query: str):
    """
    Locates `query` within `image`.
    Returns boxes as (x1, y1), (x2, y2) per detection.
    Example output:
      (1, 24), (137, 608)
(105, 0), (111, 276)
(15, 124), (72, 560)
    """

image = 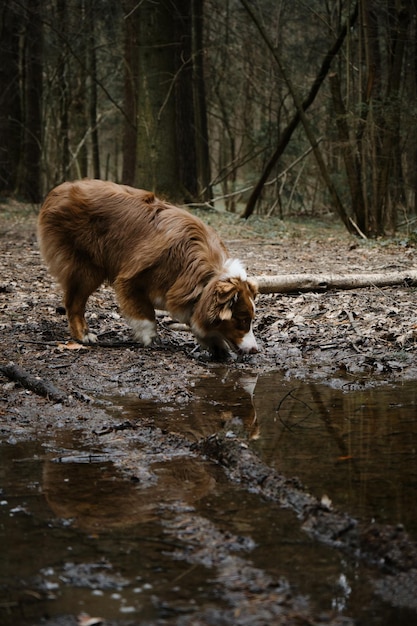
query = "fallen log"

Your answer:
(255, 269), (417, 294)
(0, 362), (67, 403)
